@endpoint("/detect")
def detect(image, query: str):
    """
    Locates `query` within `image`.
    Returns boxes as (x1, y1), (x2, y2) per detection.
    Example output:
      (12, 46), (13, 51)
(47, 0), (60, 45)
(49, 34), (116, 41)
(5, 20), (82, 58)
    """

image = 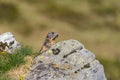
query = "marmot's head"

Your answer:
(46, 32), (59, 40)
